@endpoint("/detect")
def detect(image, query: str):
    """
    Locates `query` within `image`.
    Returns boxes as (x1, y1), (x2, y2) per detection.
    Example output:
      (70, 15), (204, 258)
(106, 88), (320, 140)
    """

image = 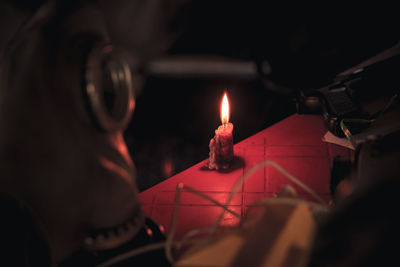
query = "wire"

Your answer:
(164, 183), (242, 263)
(98, 159), (325, 266)
(340, 94), (398, 144)
(97, 239), (203, 267)
(100, 179), (236, 266)
(244, 197), (328, 219)
(340, 118), (370, 146)
(165, 183), (184, 263)
(182, 185), (241, 219)
(374, 93), (398, 118)
(176, 226), (214, 252)
(211, 160), (326, 234)
(178, 197), (327, 252)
